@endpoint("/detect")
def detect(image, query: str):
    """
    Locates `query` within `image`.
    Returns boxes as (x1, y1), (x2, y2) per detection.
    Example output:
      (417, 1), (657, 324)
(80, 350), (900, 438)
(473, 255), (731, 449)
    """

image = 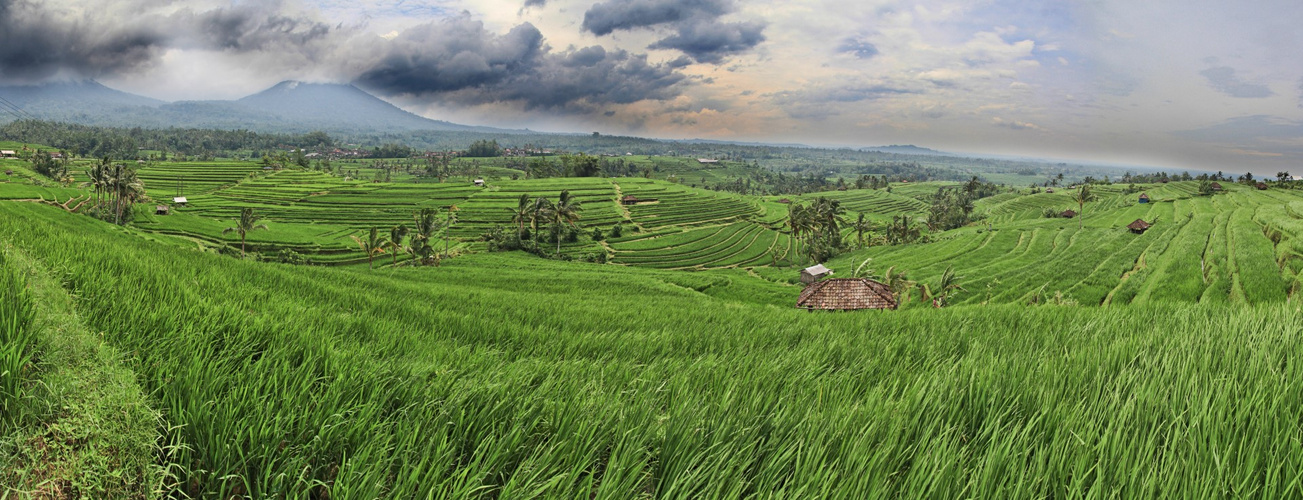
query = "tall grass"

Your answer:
(0, 248), (36, 430)
(7, 201), (1303, 497)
